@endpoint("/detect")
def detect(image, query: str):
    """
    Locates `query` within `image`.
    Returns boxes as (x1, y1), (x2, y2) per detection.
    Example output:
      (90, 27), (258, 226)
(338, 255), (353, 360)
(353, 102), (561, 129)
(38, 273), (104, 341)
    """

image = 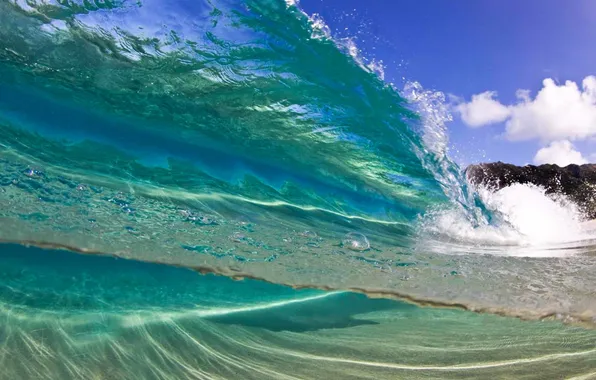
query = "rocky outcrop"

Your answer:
(466, 162), (596, 219)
